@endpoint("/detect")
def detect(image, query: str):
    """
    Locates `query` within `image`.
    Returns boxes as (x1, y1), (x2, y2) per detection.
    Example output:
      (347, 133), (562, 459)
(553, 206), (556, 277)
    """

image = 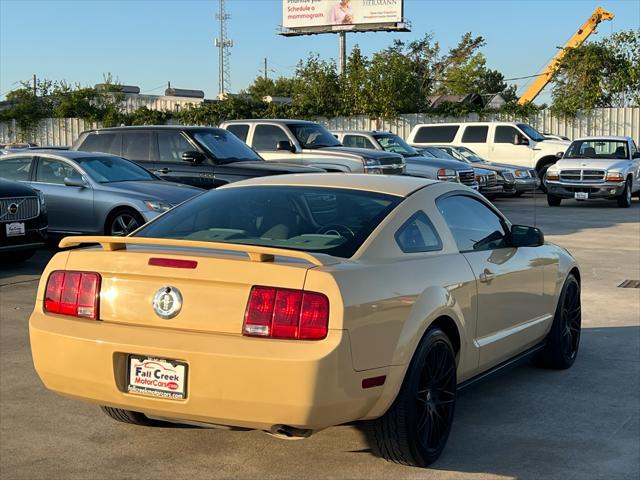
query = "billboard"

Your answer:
(282, 0), (404, 31)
